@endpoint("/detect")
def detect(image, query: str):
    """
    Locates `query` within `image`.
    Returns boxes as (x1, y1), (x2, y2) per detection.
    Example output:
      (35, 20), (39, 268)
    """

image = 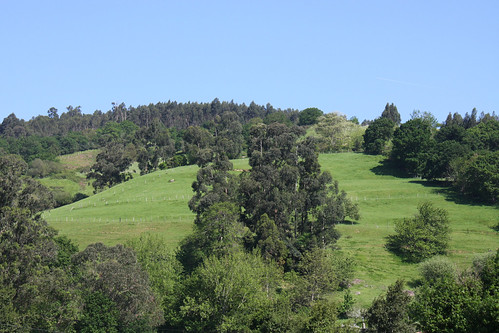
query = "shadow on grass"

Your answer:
(338, 219), (360, 226)
(409, 179), (499, 208)
(369, 159), (412, 178)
